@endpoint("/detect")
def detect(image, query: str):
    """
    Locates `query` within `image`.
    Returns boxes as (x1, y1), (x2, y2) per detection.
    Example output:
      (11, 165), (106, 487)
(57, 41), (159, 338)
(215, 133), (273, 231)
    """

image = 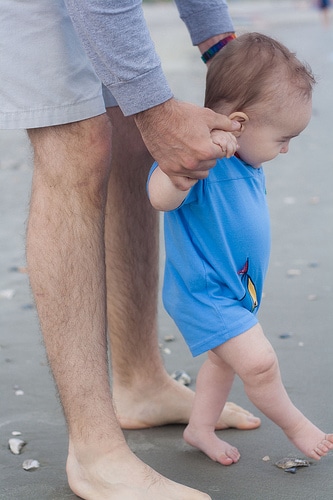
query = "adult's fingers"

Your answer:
(208, 109), (241, 133)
